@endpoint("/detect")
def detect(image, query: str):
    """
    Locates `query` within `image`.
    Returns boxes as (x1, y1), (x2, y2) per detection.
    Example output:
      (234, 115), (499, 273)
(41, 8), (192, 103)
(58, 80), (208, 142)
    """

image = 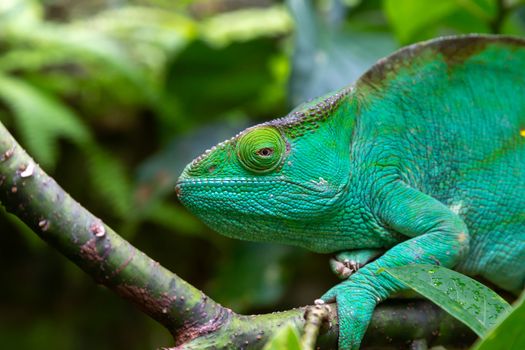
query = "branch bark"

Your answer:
(0, 122), (475, 349)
